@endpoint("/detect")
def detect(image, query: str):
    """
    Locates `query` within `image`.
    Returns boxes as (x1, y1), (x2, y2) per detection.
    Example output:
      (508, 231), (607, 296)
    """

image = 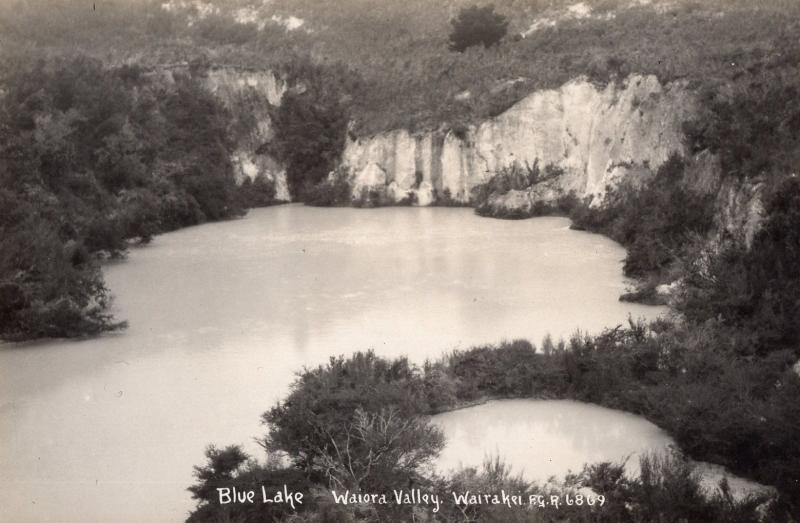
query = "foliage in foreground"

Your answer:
(188, 332), (794, 521)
